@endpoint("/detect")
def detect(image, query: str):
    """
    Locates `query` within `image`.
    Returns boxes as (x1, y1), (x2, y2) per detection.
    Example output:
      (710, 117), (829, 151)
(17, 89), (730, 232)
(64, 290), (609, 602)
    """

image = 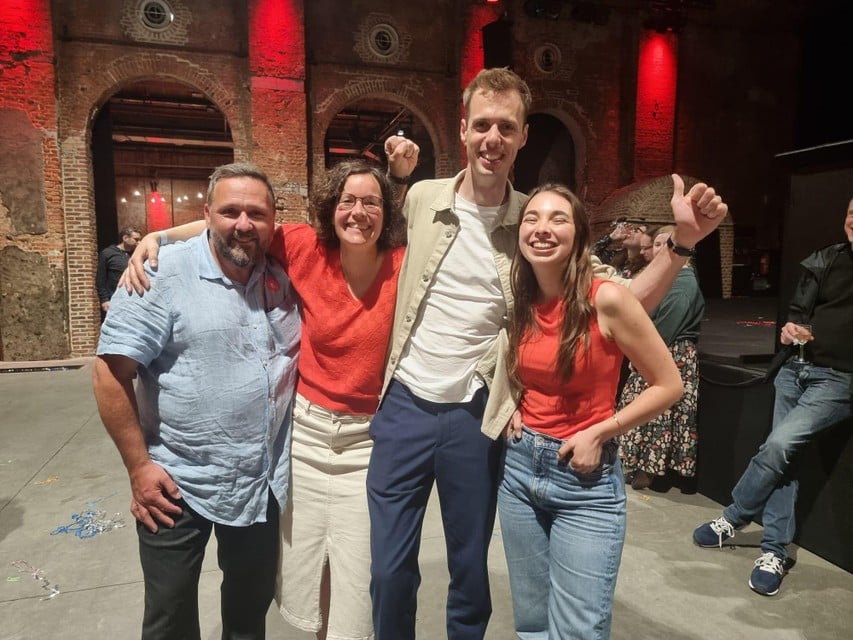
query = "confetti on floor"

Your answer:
(51, 509), (126, 539)
(10, 560), (60, 600)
